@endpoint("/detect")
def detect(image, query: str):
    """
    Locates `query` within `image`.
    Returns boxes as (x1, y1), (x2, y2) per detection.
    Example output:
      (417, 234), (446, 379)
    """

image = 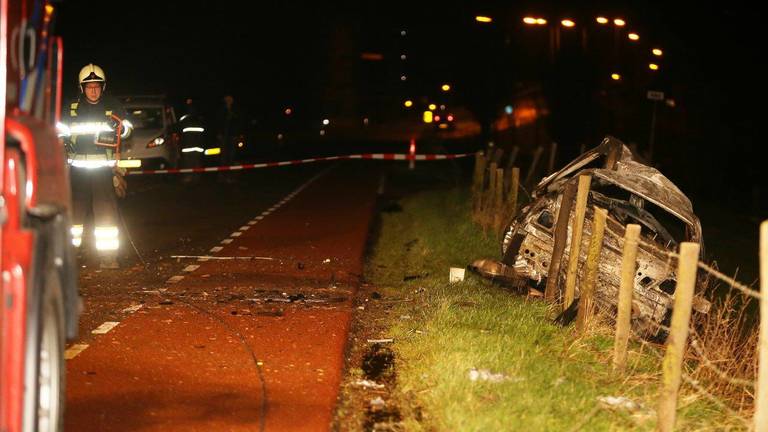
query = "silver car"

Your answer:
(120, 96), (180, 169)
